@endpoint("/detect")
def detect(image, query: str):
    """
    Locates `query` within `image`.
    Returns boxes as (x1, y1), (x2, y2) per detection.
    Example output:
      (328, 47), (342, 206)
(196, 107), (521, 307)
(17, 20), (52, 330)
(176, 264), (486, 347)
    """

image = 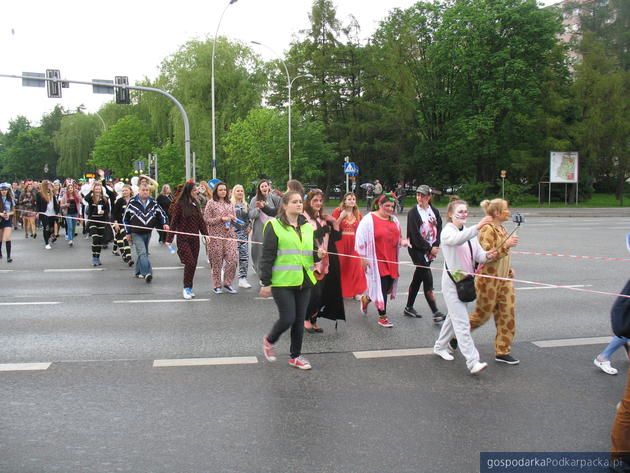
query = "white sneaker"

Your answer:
(238, 278), (252, 289)
(594, 358), (618, 375)
(45, 244), (52, 250)
(433, 347), (454, 361)
(470, 361), (488, 375)
(182, 288), (193, 300)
